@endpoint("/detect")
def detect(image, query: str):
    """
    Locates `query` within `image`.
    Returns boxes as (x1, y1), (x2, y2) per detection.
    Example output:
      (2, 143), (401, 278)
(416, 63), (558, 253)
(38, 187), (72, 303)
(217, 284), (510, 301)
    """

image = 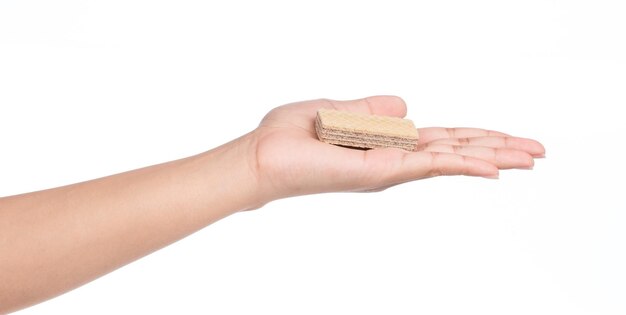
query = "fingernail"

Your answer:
(519, 166), (534, 170)
(534, 154), (546, 158)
